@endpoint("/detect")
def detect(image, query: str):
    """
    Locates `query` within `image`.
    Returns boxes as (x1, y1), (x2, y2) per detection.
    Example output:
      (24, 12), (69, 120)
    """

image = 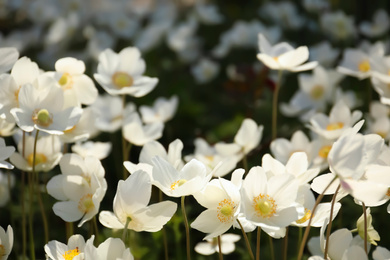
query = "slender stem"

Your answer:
(217, 236), (223, 260)
(21, 171), (27, 260)
(268, 235), (275, 260)
(28, 171), (35, 260)
(283, 227), (289, 260)
(35, 176), (49, 243)
(272, 70), (283, 140)
(297, 227), (302, 255)
(362, 203), (368, 254)
(122, 217), (131, 243)
(236, 219), (255, 260)
(256, 227), (261, 260)
(297, 176), (338, 260)
(181, 196), (191, 260)
(66, 222), (74, 240)
(159, 190), (169, 260)
(93, 216), (99, 245)
(242, 154), (249, 173)
(324, 184), (341, 259)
